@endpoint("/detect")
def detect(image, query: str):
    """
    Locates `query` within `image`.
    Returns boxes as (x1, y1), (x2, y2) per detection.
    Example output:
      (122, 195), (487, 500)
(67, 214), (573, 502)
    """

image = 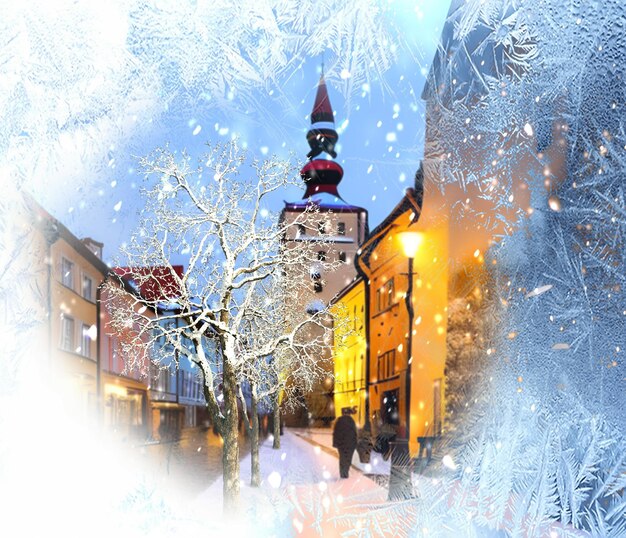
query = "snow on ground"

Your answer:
(290, 427), (391, 476)
(190, 429), (389, 536)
